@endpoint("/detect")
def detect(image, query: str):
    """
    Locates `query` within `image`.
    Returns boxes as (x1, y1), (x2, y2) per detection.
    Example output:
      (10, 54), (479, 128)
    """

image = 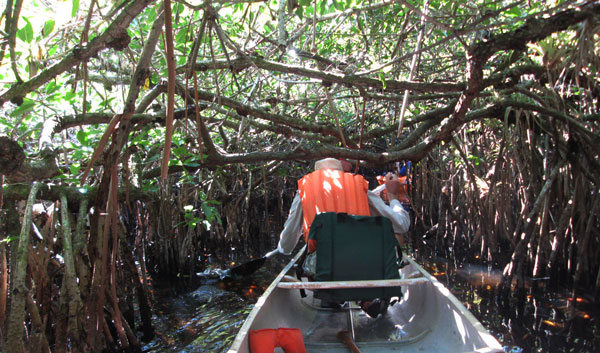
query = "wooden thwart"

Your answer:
(277, 276), (429, 290)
